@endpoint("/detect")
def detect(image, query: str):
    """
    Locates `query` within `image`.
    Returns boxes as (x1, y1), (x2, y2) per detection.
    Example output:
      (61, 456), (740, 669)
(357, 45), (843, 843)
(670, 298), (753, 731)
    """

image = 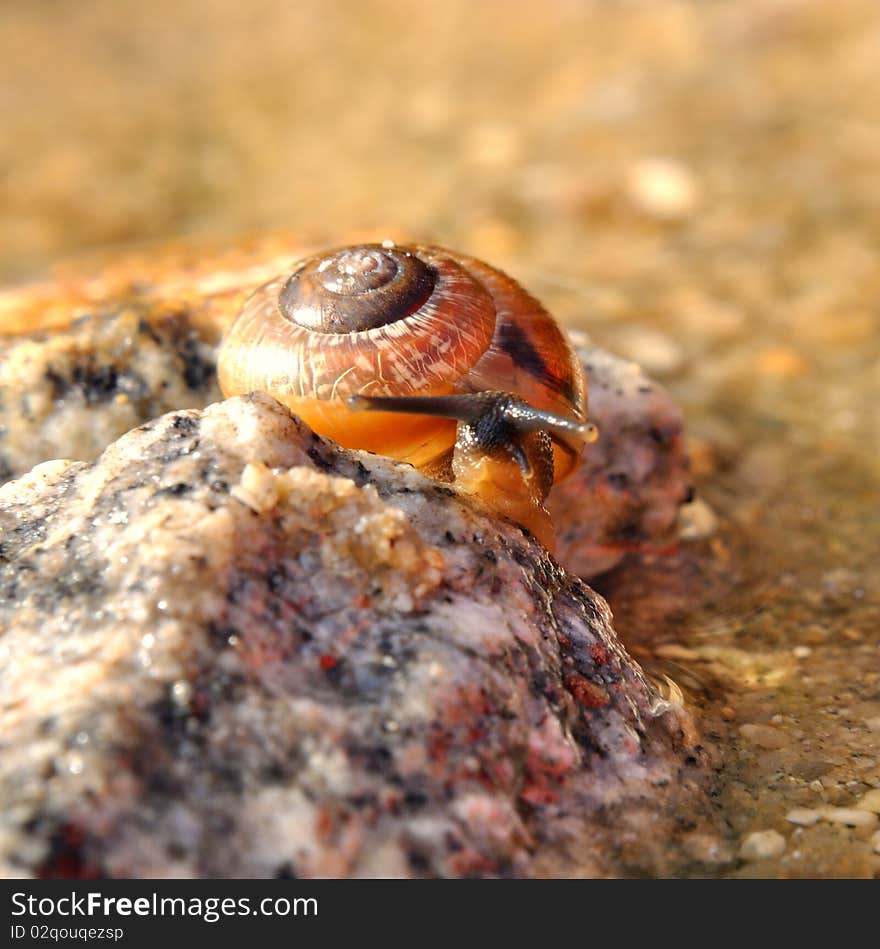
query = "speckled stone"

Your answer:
(551, 337), (692, 578)
(0, 309), (220, 481)
(0, 393), (718, 878)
